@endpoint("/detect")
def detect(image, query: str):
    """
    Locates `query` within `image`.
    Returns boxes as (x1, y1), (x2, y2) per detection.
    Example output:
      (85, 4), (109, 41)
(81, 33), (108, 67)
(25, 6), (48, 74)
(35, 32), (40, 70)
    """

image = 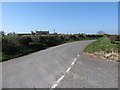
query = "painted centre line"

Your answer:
(73, 58), (77, 62)
(50, 54), (80, 89)
(66, 67), (71, 73)
(57, 75), (65, 83)
(71, 61), (75, 66)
